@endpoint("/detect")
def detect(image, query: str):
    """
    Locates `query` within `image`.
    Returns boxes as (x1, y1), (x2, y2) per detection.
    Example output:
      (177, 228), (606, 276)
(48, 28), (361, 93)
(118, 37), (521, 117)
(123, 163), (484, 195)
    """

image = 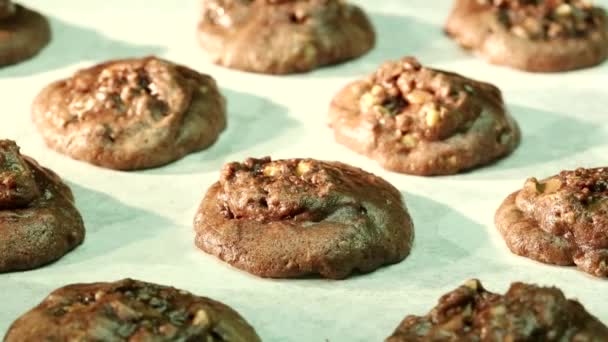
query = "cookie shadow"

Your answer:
(0, 16), (165, 78)
(472, 104), (606, 177)
(142, 88), (300, 175)
(52, 182), (171, 267)
(309, 13), (464, 78)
